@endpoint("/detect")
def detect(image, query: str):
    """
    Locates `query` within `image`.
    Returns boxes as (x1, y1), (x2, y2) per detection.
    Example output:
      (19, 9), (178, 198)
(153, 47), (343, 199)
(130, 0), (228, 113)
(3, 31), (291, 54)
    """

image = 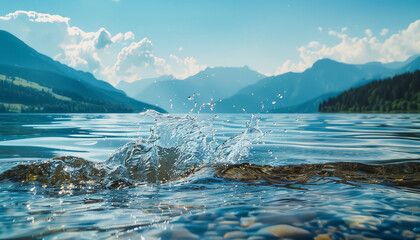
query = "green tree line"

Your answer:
(319, 70), (420, 113)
